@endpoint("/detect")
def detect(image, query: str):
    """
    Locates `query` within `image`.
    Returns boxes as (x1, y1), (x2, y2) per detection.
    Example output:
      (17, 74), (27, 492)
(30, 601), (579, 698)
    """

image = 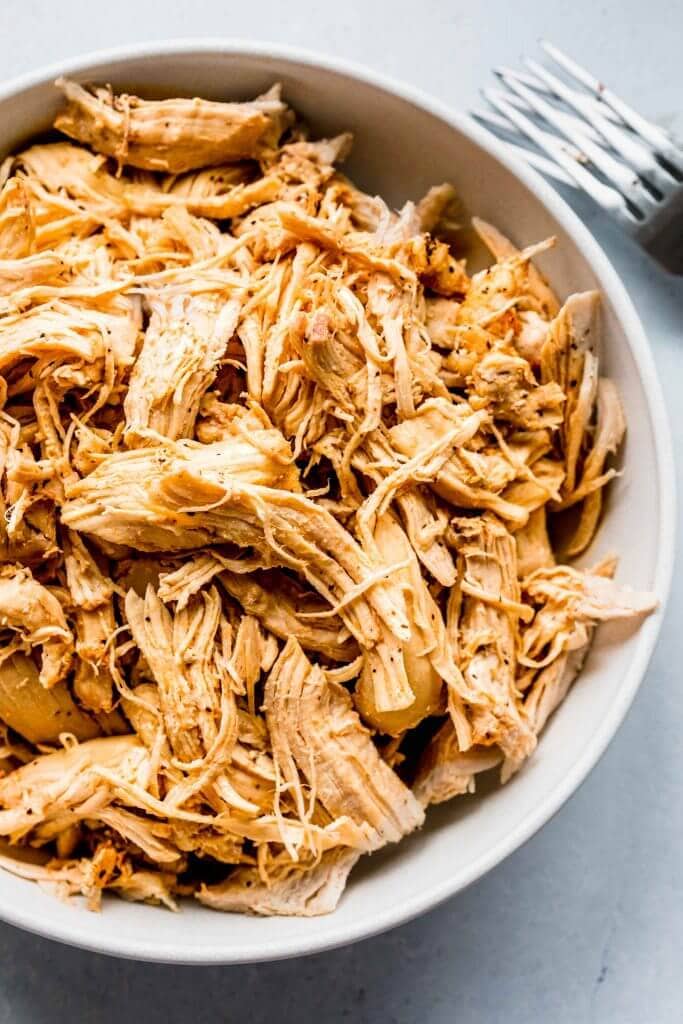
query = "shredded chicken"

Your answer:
(54, 79), (291, 172)
(0, 565), (73, 688)
(0, 80), (656, 919)
(265, 639), (424, 850)
(197, 847), (359, 917)
(414, 725), (502, 806)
